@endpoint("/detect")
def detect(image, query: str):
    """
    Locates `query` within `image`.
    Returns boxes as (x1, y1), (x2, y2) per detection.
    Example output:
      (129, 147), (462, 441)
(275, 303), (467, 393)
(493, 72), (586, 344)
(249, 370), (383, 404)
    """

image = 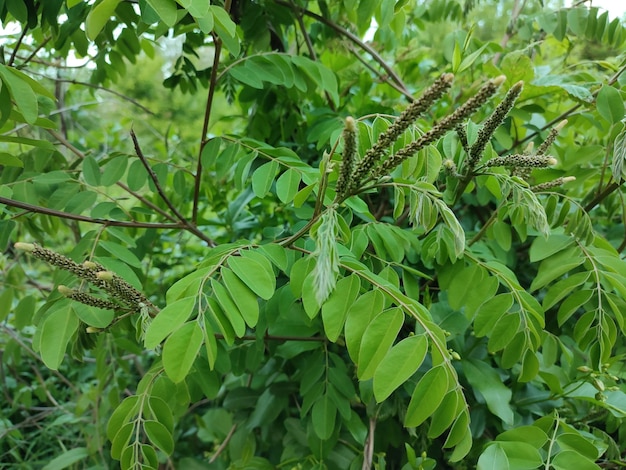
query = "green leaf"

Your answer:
(556, 433), (599, 460)
(162, 321), (203, 383)
(145, 0), (178, 26)
(557, 289), (594, 325)
(529, 234), (573, 262)
(41, 447), (89, 470)
(345, 290), (385, 363)
(463, 359), (513, 424)
(477, 443), (510, 470)
(405, 366), (449, 427)
(221, 267), (259, 327)
(311, 394), (336, 440)
(0, 65), (38, 124)
(496, 426), (548, 448)
(542, 271), (590, 310)
(144, 419), (175, 455)
(39, 306), (79, 370)
(373, 334), (428, 402)
(73, 304), (114, 329)
(107, 396), (139, 441)
(474, 294), (514, 337)
(596, 85), (625, 124)
(321, 274), (361, 342)
(110, 422), (134, 460)
(211, 279), (246, 336)
(144, 297), (196, 349)
(86, 0), (121, 40)
(0, 152), (23, 167)
(276, 168), (301, 203)
(99, 240), (142, 268)
(428, 390), (462, 438)
(530, 245), (584, 291)
(551, 451), (599, 470)
(228, 252), (275, 300)
(495, 441), (543, 469)
(357, 307), (404, 380)
(251, 160), (280, 198)
(488, 314), (521, 352)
